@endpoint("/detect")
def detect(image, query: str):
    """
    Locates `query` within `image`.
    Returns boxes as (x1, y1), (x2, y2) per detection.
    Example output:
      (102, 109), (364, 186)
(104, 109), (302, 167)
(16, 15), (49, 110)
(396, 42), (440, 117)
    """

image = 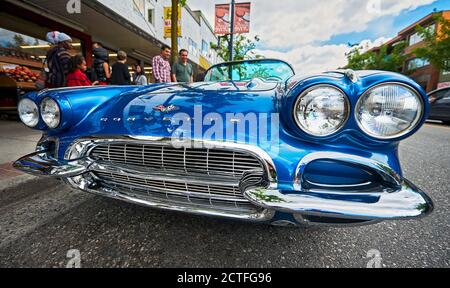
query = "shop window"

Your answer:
(0, 28), (81, 89)
(408, 24), (435, 46)
(201, 40), (209, 57)
(148, 8), (155, 25)
(188, 38), (198, 56)
(443, 61), (450, 75)
(407, 58), (430, 71)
